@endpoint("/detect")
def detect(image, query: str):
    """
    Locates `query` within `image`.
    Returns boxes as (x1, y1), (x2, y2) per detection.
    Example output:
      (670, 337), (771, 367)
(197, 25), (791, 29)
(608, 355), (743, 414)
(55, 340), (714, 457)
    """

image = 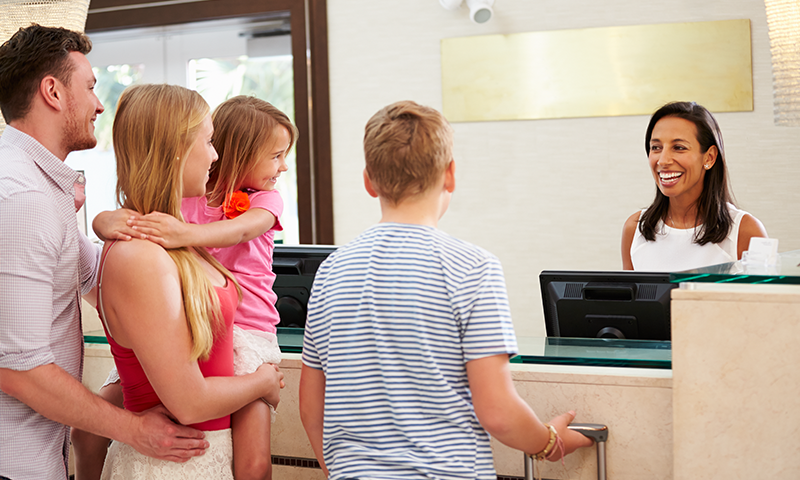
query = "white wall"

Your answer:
(326, 0), (800, 337)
